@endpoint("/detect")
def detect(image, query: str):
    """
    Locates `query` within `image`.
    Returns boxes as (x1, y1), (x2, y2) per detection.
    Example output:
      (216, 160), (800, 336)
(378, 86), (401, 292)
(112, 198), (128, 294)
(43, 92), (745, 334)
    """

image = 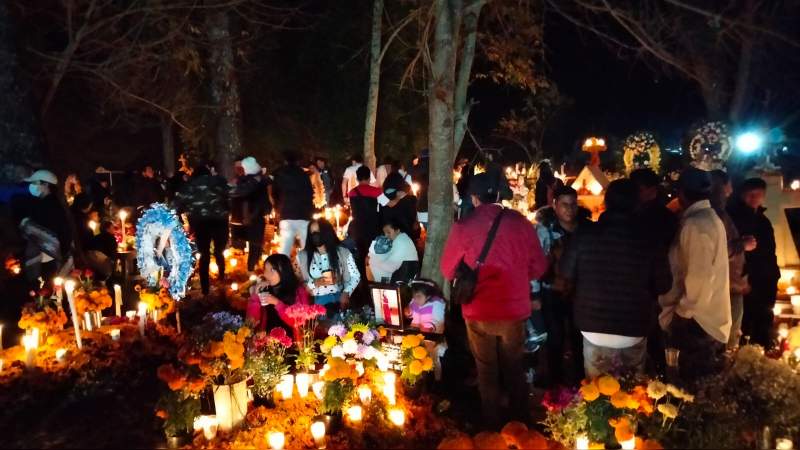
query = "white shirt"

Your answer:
(659, 200), (731, 343)
(582, 332), (643, 349)
(368, 232), (419, 282)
